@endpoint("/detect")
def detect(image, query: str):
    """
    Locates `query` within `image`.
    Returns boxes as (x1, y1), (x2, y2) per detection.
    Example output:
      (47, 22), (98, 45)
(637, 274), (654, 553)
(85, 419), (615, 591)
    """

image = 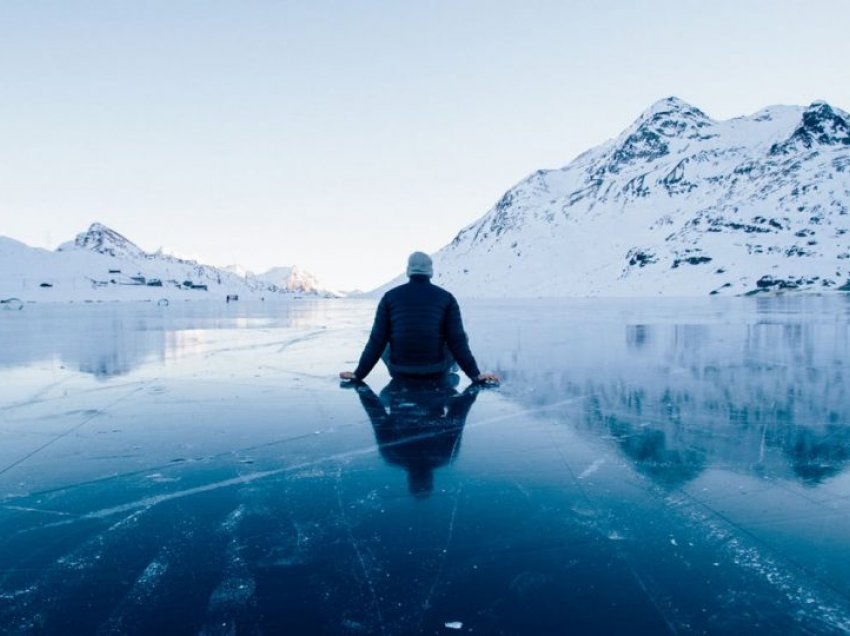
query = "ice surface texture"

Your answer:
(1, 298), (849, 634)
